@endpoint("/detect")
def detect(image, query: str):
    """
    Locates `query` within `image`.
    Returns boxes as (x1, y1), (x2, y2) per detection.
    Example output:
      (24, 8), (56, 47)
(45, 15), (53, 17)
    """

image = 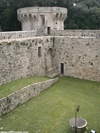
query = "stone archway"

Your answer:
(46, 48), (53, 71)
